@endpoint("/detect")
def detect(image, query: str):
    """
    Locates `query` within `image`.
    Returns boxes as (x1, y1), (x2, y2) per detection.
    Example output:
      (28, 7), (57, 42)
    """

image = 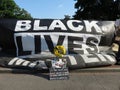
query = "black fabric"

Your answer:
(0, 19), (117, 70)
(0, 19), (115, 55)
